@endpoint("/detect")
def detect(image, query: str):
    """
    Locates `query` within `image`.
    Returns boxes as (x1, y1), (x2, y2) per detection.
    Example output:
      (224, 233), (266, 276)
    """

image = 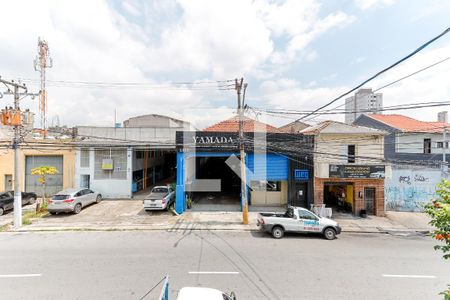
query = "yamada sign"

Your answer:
(193, 136), (234, 144)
